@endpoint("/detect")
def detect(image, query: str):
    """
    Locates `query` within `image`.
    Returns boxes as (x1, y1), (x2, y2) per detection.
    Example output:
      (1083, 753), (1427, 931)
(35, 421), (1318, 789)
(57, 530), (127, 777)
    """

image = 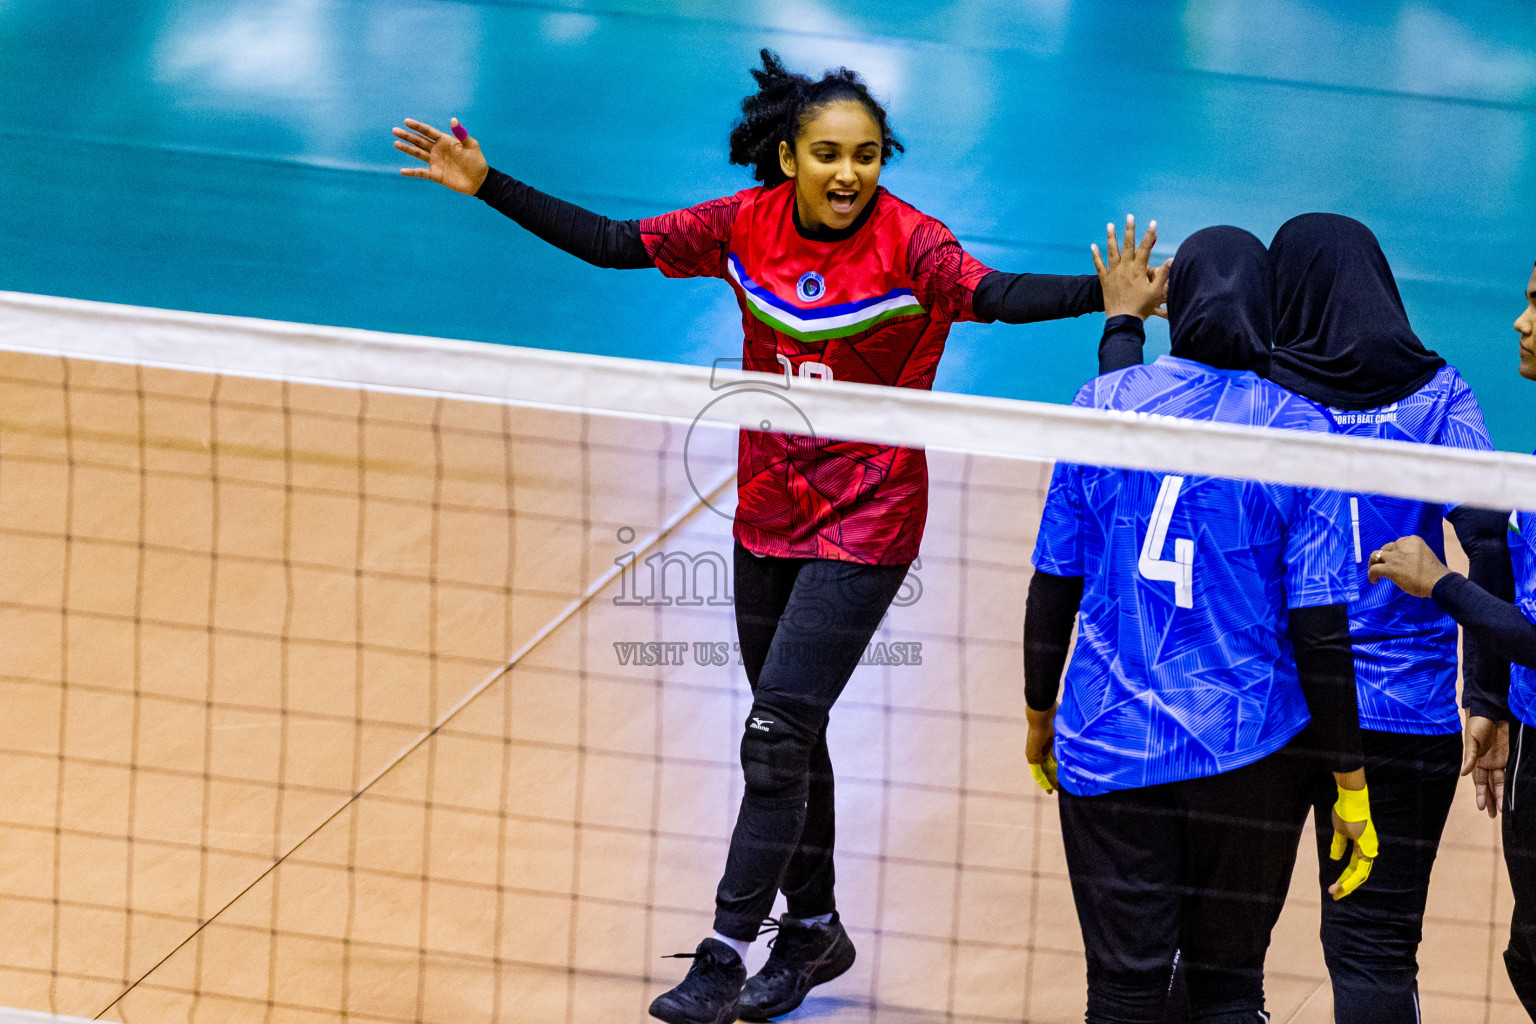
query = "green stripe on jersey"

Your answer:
(746, 300), (926, 342)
